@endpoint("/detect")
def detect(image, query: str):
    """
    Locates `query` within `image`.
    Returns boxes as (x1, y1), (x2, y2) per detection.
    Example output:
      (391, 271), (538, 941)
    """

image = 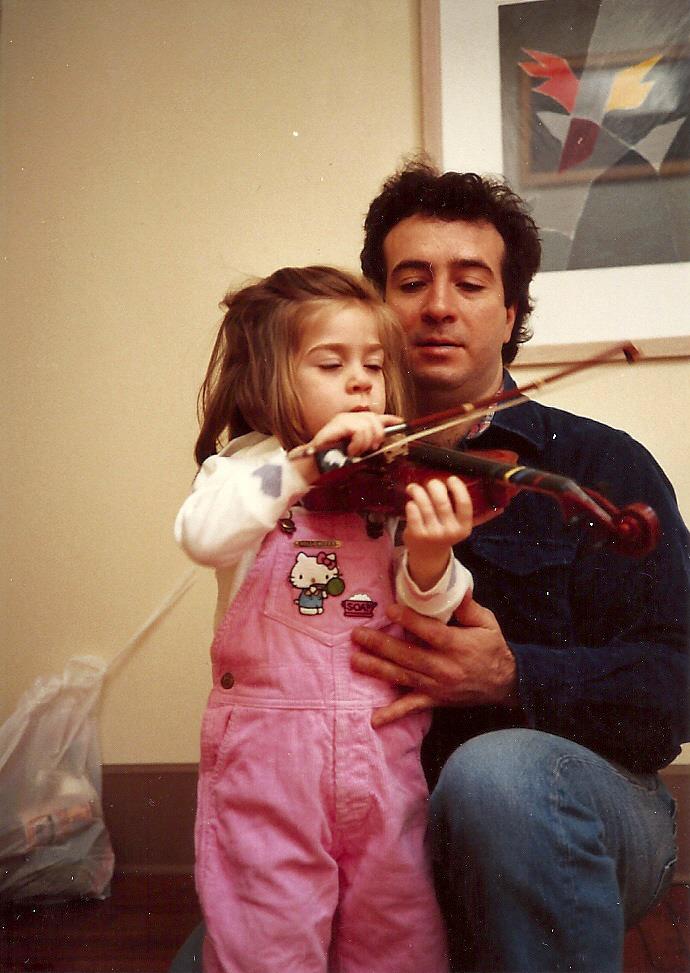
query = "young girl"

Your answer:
(175, 266), (474, 973)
